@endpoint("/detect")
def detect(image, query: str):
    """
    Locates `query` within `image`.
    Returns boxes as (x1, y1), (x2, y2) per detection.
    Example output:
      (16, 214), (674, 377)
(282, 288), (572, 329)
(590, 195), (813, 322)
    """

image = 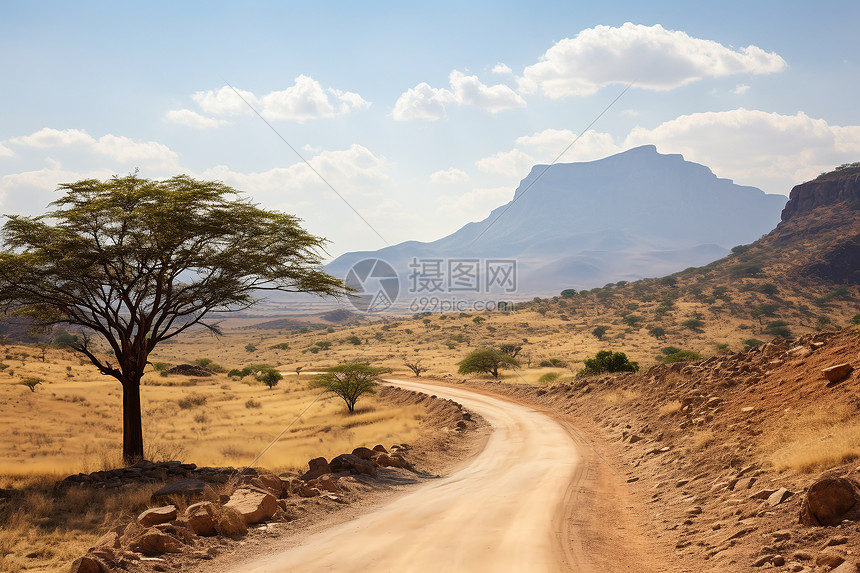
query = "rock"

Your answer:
(773, 555), (785, 567)
(129, 529), (183, 556)
(793, 550), (815, 561)
(816, 550), (846, 569)
(831, 562), (860, 573)
(753, 554), (775, 567)
(137, 505), (178, 527)
(767, 488), (794, 506)
(372, 444), (388, 453)
(185, 502), (217, 536)
(351, 447), (375, 460)
(298, 486), (321, 498)
(821, 536), (849, 549)
(822, 363), (854, 382)
(329, 453), (377, 476)
(150, 479), (214, 504)
(772, 530), (792, 541)
(224, 488), (278, 524)
(300, 457), (331, 481)
(252, 474), (284, 497)
(91, 530), (120, 550)
(311, 476), (340, 493)
(799, 477), (857, 526)
(213, 506), (247, 538)
(628, 434), (642, 444)
(750, 489), (778, 500)
(375, 453), (407, 469)
(734, 477), (757, 491)
(69, 556), (106, 573)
